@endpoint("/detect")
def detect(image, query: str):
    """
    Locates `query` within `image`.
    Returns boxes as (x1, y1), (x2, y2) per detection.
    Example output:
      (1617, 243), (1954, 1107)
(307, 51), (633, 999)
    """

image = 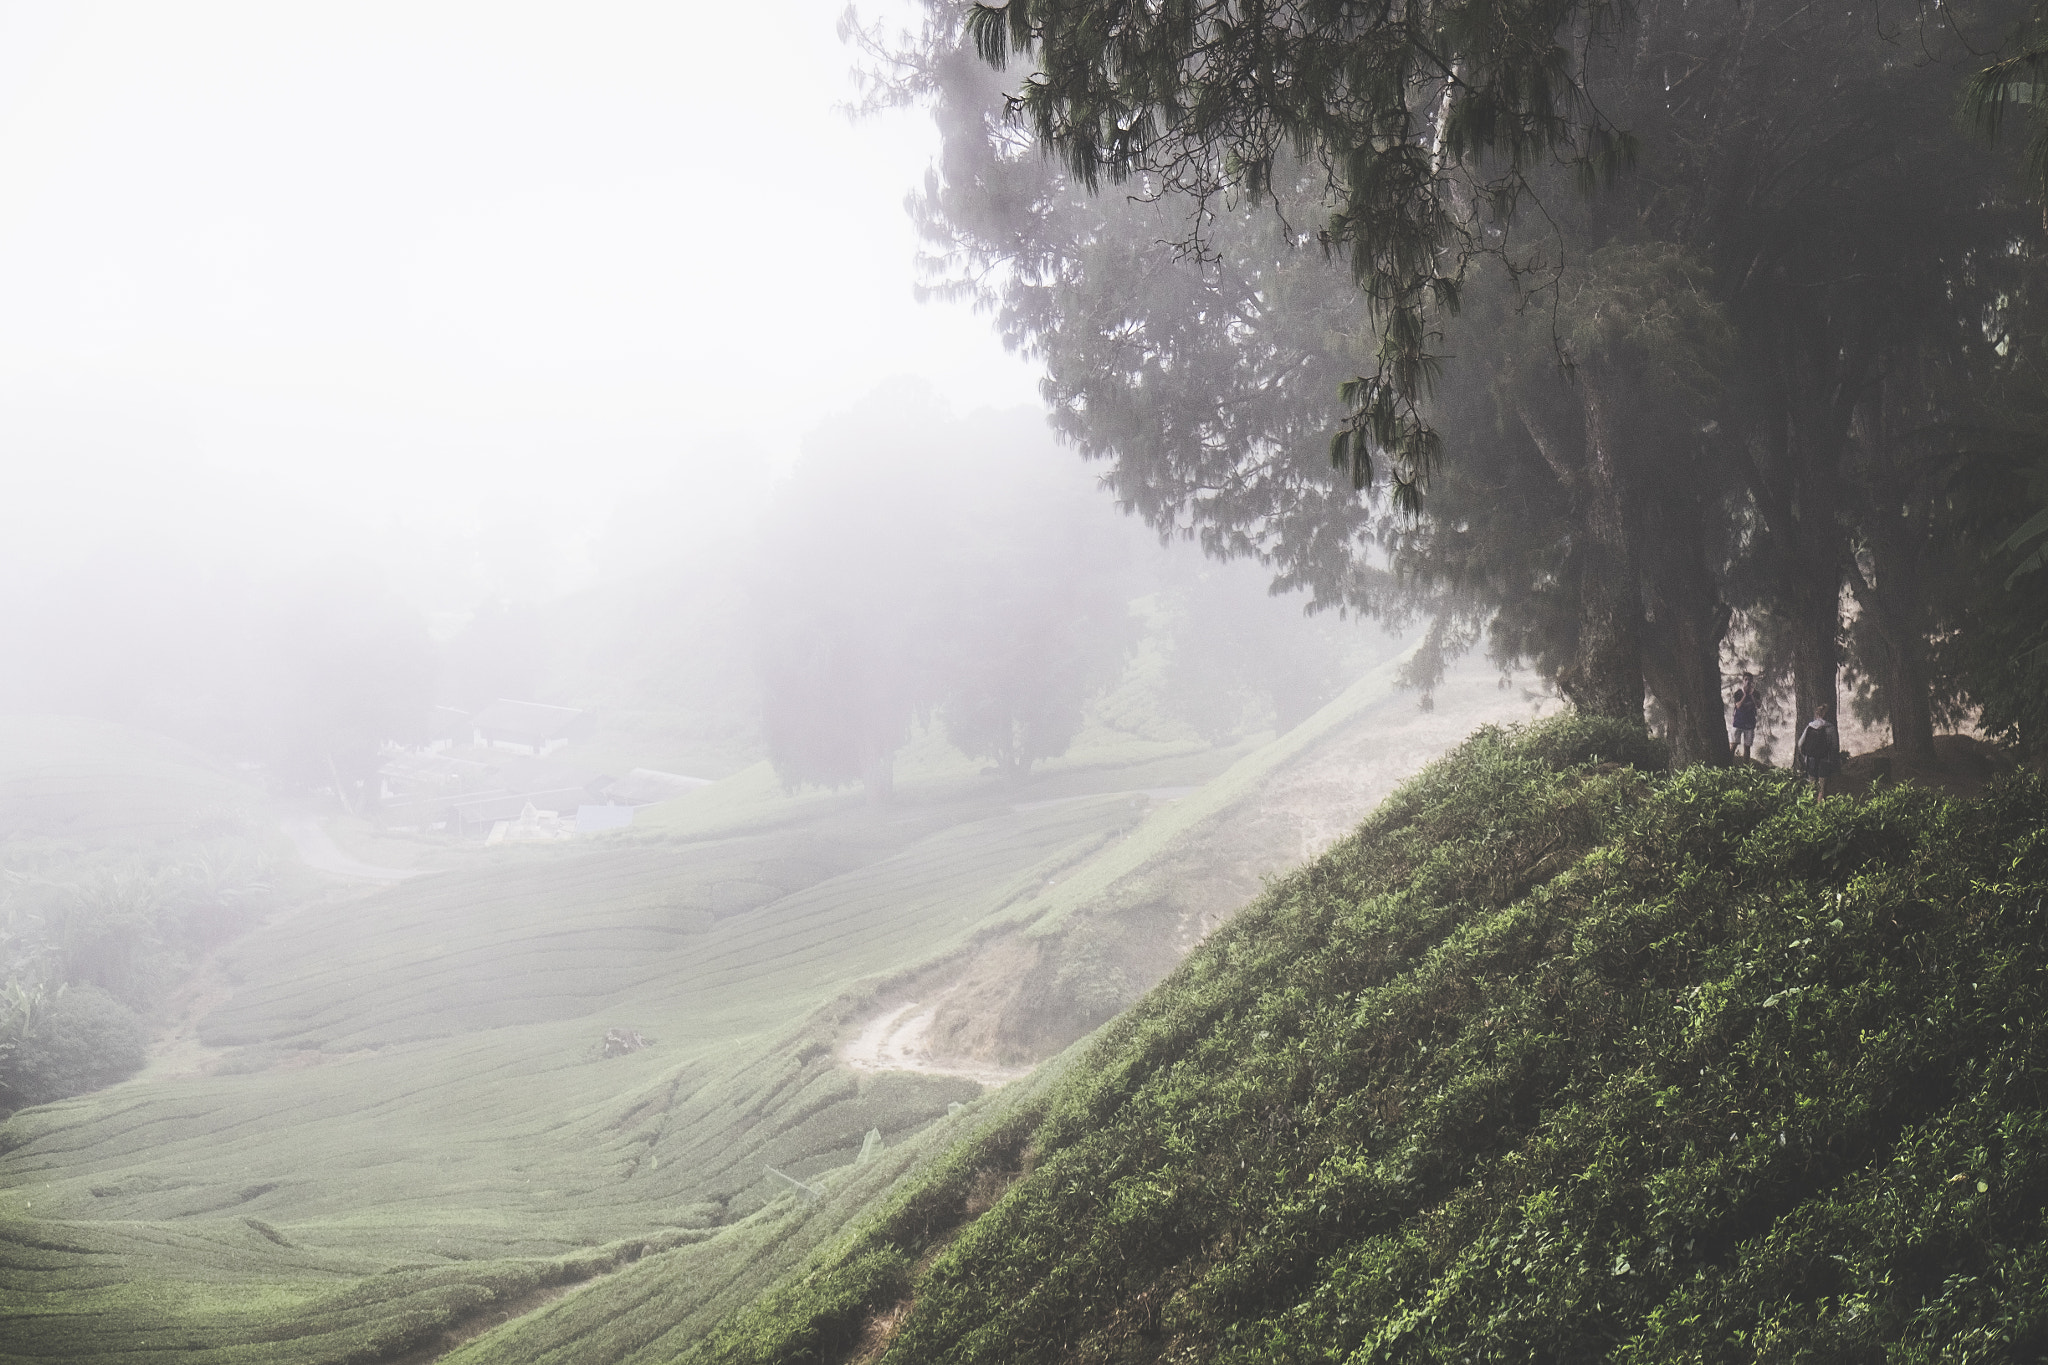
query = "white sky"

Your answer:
(0, 0), (1040, 608)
